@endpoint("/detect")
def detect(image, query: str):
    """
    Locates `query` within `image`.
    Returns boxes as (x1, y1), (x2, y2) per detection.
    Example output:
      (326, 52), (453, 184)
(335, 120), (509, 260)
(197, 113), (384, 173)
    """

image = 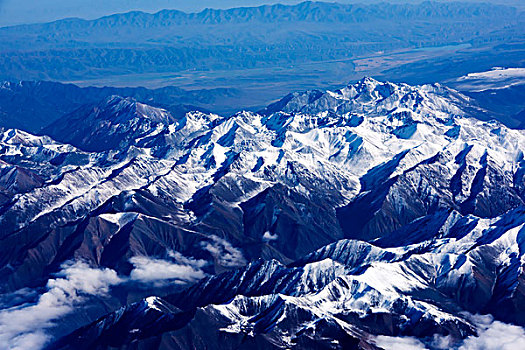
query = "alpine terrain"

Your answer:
(0, 77), (524, 349)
